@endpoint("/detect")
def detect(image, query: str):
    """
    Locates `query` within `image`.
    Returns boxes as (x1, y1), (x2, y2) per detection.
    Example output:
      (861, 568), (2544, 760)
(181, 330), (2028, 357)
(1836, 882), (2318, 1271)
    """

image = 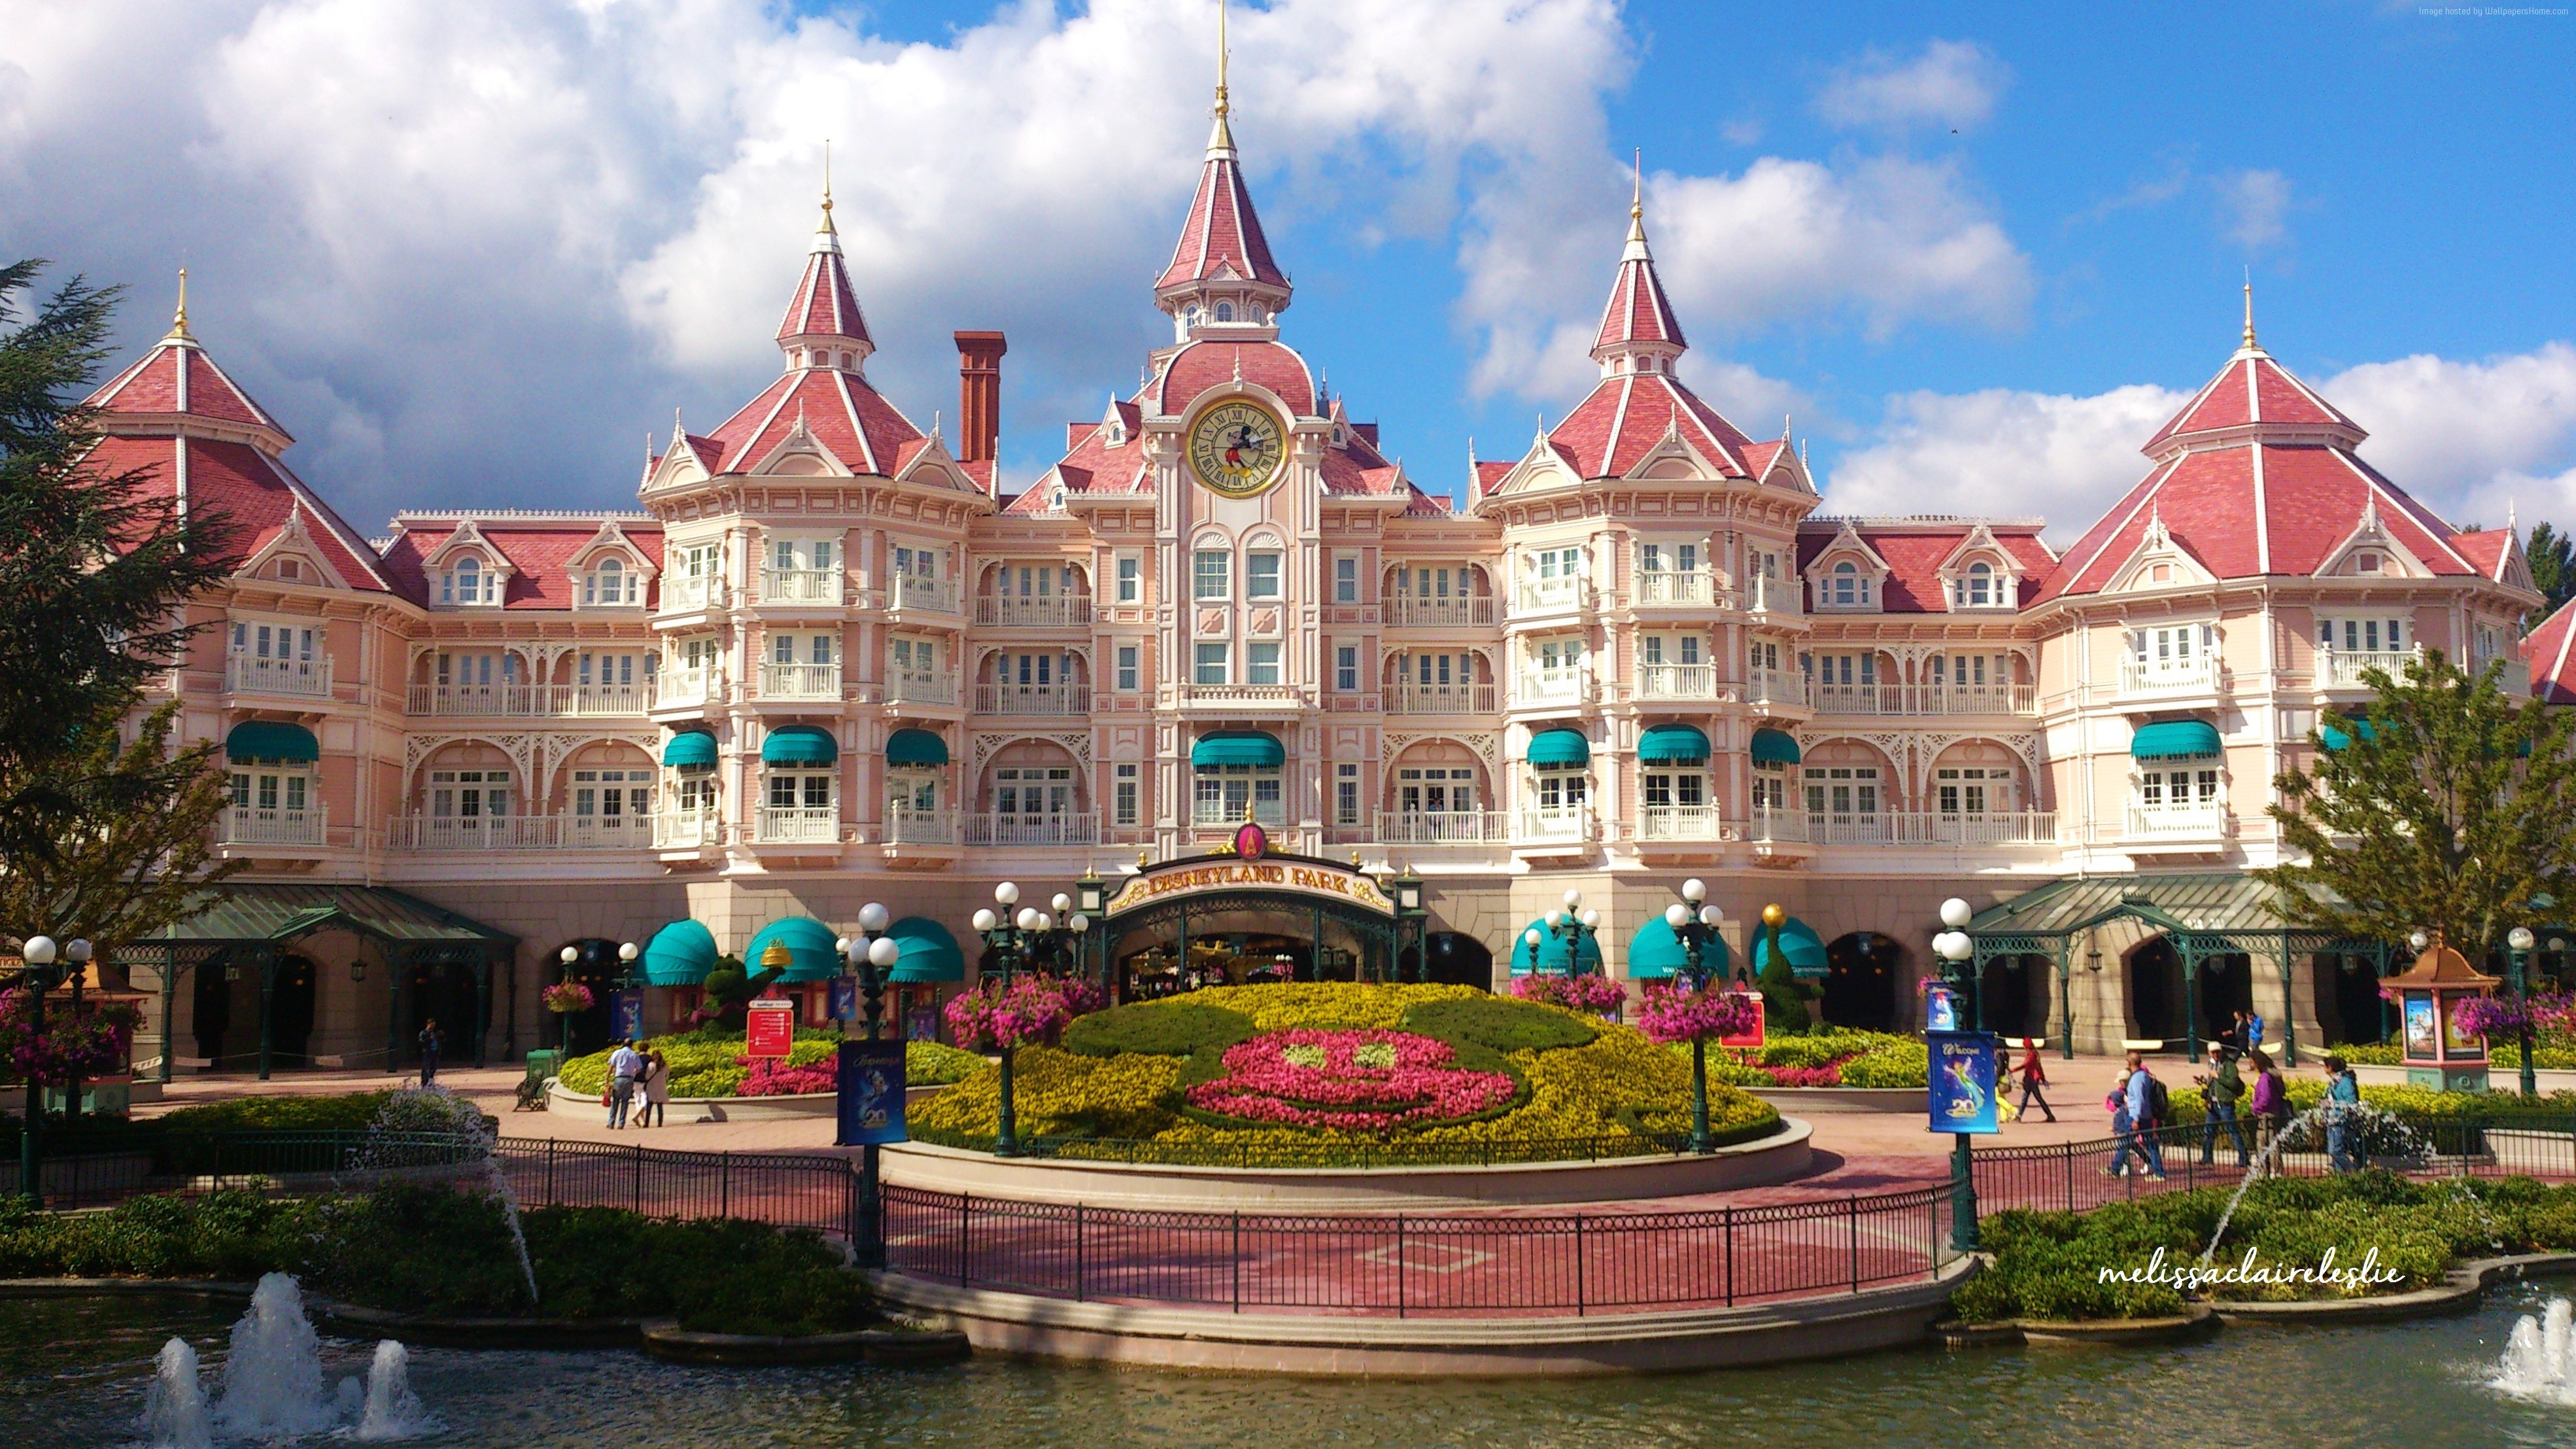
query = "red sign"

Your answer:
(1720, 991), (1766, 1051)
(745, 1000), (796, 1058)
(1234, 820), (1267, 861)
